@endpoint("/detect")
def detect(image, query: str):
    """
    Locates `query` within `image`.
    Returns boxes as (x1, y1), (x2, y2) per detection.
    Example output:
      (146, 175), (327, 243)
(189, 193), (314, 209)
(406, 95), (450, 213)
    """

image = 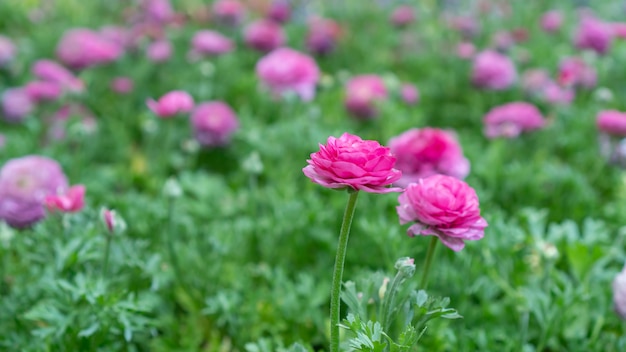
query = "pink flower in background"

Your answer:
(44, 184), (86, 213)
(456, 41), (475, 59)
(471, 50), (517, 90)
(612, 23), (626, 39)
(244, 19), (286, 52)
(0, 35), (16, 66)
(100, 26), (133, 49)
(390, 5), (415, 28)
(574, 16), (613, 55)
(613, 263), (626, 320)
(213, 0), (245, 25)
(484, 102), (545, 138)
(56, 28), (123, 69)
(0, 155), (68, 228)
(558, 57), (596, 89)
(141, 0), (174, 23)
(256, 47), (319, 101)
(541, 10), (563, 33)
(448, 15), (480, 38)
(146, 40), (172, 62)
(110, 77), (134, 94)
(389, 128), (470, 187)
(31, 60), (84, 93)
(2, 88), (34, 123)
(24, 81), (63, 102)
(191, 101), (239, 147)
(266, 0), (291, 24)
(303, 133), (402, 193)
(597, 110), (626, 136)
(146, 90), (194, 118)
(344, 75), (388, 119)
(542, 82), (575, 105)
(397, 174), (487, 251)
(400, 83), (419, 105)
(47, 104), (98, 141)
(491, 30), (514, 52)
(306, 17), (341, 55)
(191, 30), (233, 56)
(521, 69), (551, 94)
